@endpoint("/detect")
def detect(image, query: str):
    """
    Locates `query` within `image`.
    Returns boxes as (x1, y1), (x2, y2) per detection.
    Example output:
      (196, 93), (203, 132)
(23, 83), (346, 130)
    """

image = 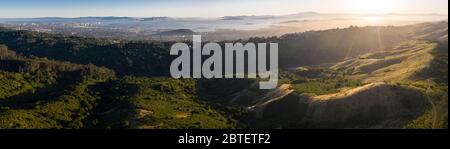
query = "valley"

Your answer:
(0, 20), (448, 129)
